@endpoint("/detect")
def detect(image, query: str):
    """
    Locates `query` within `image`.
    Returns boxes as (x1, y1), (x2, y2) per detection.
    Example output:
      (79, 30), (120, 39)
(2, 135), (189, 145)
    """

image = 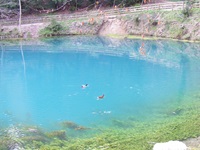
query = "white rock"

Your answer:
(153, 141), (187, 150)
